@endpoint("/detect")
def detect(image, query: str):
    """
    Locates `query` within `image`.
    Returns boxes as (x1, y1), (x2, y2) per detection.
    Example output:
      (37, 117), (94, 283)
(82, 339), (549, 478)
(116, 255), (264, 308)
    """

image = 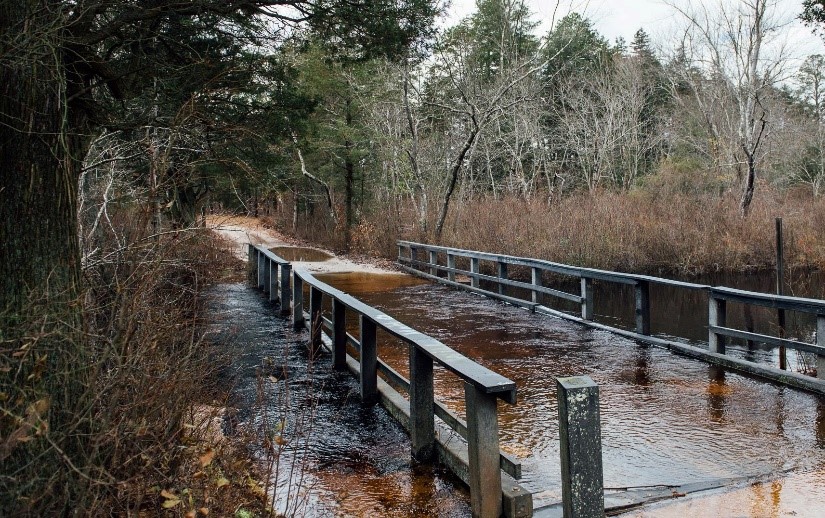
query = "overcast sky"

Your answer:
(445, 0), (825, 66)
